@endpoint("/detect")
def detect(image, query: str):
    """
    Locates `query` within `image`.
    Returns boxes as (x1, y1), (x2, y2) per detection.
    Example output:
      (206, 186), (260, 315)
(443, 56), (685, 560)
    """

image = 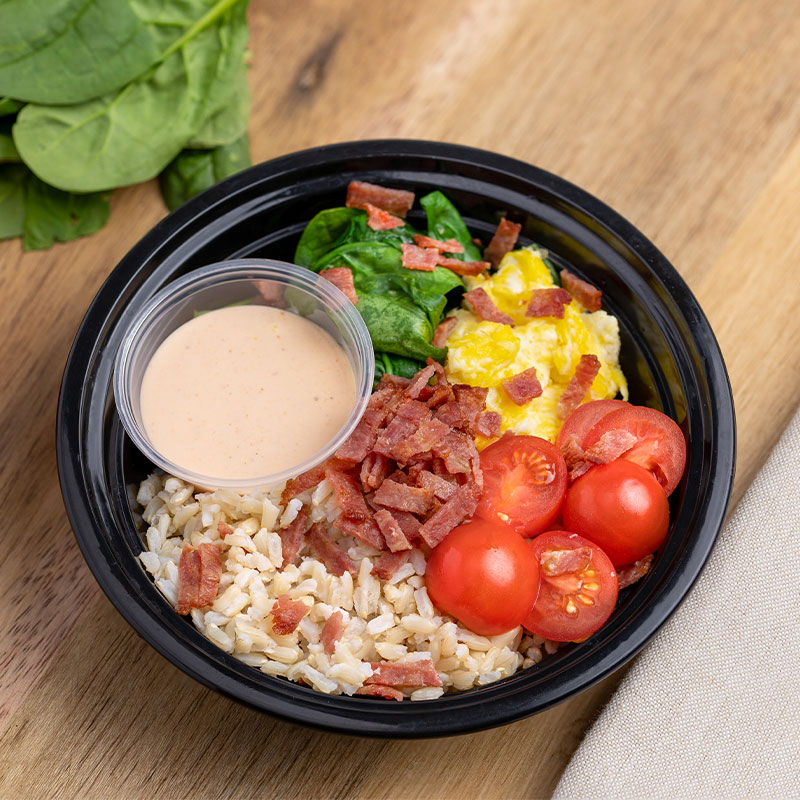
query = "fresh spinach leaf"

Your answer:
(188, 64), (251, 148)
(294, 208), (362, 267)
(159, 134), (250, 210)
(0, 98), (22, 117)
(333, 213), (420, 249)
(420, 191), (483, 261)
(0, 164), (26, 240)
(0, 122), (19, 162)
(12, 0), (249, 193)
(373, 352), (426, 386)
